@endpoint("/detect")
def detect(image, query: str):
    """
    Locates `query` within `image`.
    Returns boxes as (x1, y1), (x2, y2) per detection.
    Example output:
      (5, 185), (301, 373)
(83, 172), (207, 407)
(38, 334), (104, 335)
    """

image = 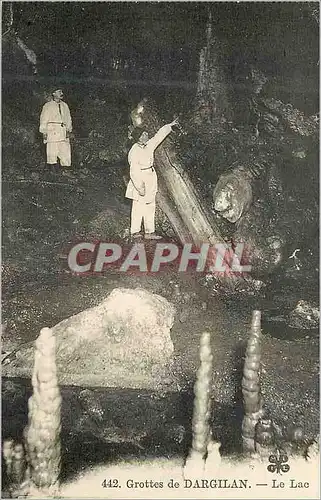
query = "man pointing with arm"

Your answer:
(125, 118), (178, 240)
